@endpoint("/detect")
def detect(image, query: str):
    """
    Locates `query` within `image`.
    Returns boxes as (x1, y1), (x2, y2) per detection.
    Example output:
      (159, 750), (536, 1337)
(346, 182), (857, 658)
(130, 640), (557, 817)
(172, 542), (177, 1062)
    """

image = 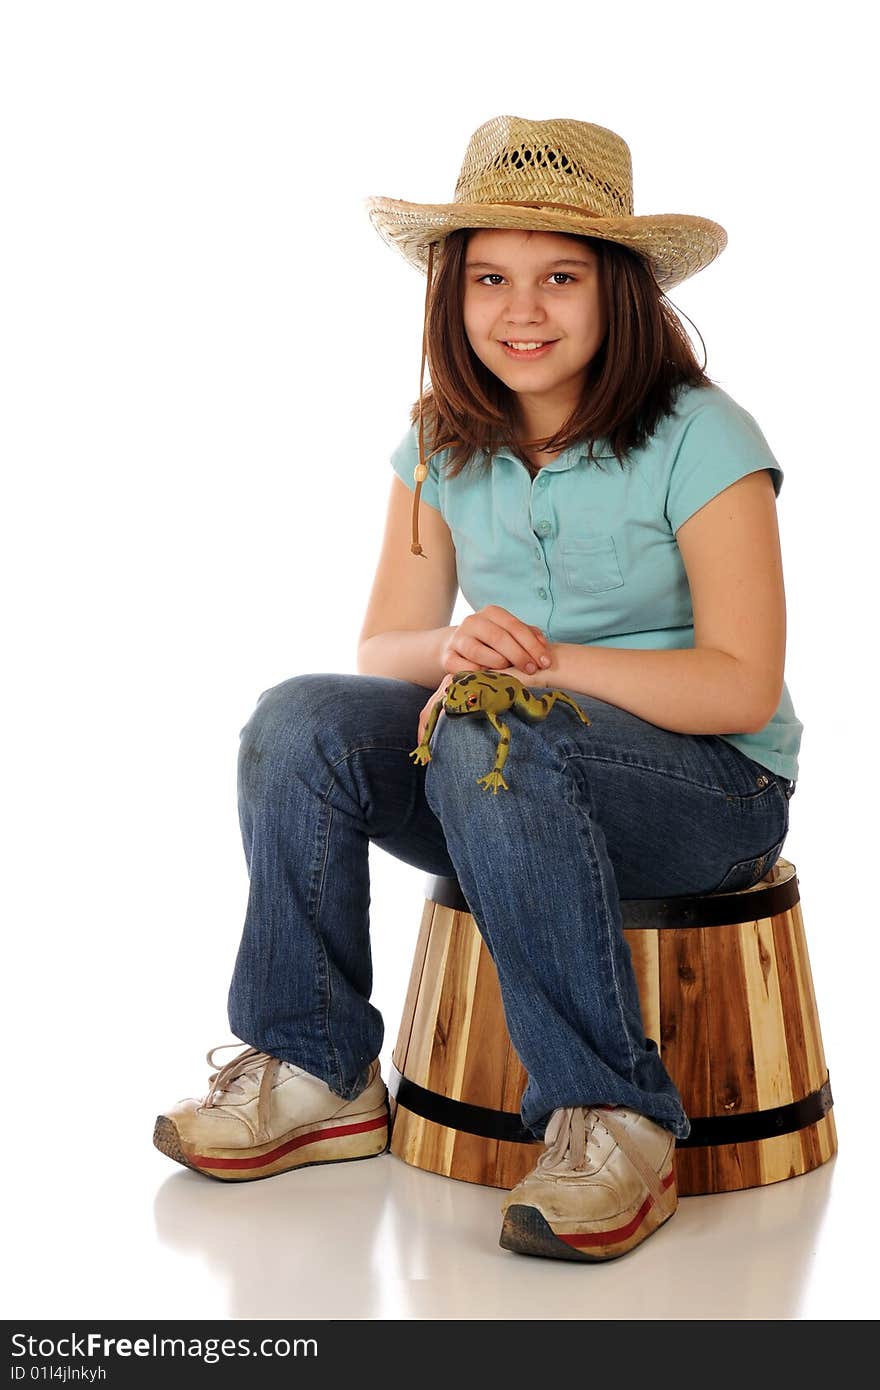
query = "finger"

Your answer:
(496, 620), (552, 672)
(419, 681), (449, 741)
(449, 635), (513, 670)
(484, 613), (551, 668)
(529, 632), (554, 670)
(487, 607), (550, 650)
(511, 621), (552, 669)
(466, 620), (549, 673)
(456, 621), (528, 669)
